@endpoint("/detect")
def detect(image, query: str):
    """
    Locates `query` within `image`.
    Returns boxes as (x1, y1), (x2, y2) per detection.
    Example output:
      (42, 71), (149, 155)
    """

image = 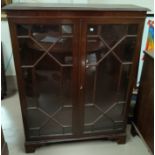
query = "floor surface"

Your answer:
(1, 92), (152, 155)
